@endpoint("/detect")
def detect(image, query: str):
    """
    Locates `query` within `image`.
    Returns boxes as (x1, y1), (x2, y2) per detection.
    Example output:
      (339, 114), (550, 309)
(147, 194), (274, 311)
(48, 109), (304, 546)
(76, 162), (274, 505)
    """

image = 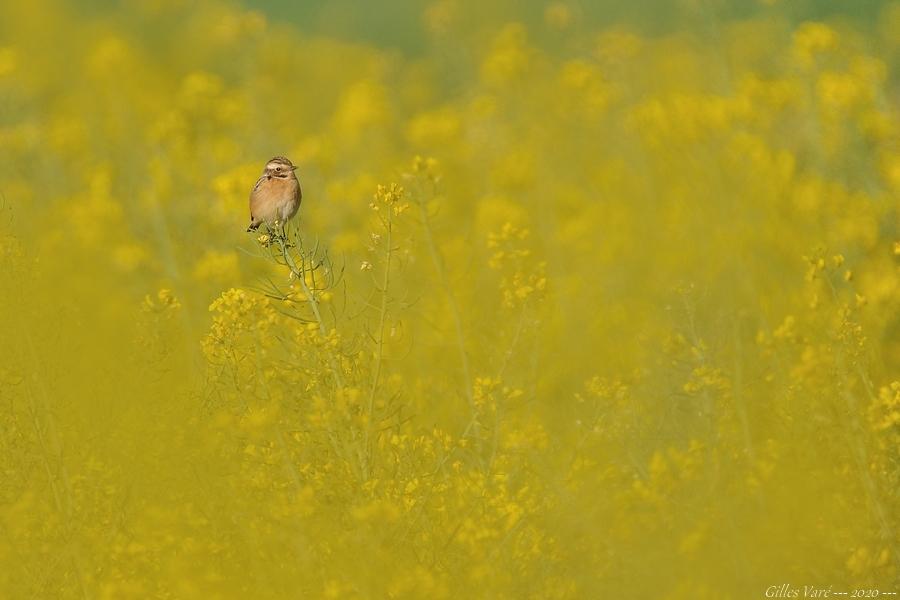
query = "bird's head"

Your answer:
(264, 156), (298, 179)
